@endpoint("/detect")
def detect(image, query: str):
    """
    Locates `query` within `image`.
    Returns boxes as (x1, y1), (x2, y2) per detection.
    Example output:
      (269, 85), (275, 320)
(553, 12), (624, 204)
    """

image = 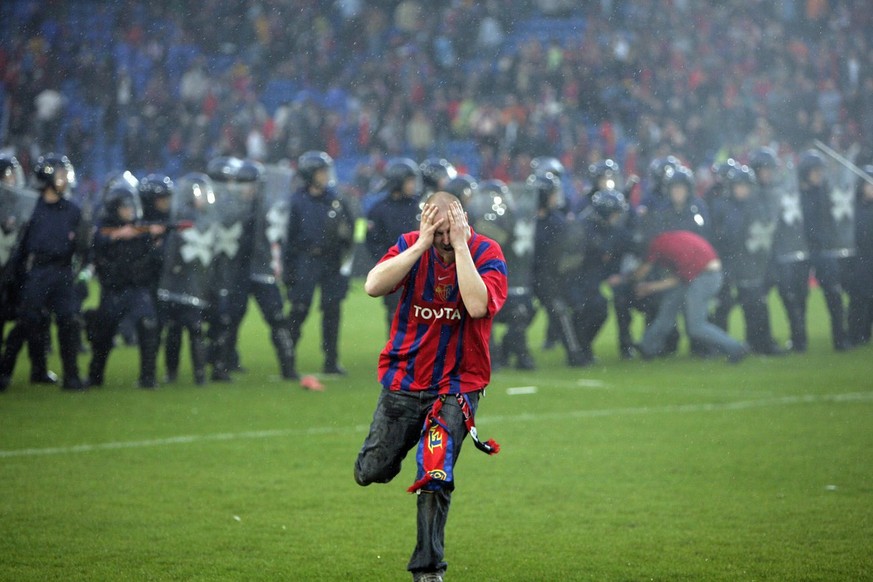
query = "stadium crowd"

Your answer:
(1, 0), (873, 392)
